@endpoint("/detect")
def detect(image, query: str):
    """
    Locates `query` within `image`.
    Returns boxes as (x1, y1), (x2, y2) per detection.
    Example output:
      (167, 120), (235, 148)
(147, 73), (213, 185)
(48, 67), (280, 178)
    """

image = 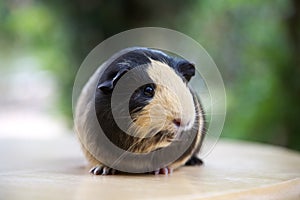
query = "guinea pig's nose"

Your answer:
(173, 118), (182, 127)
